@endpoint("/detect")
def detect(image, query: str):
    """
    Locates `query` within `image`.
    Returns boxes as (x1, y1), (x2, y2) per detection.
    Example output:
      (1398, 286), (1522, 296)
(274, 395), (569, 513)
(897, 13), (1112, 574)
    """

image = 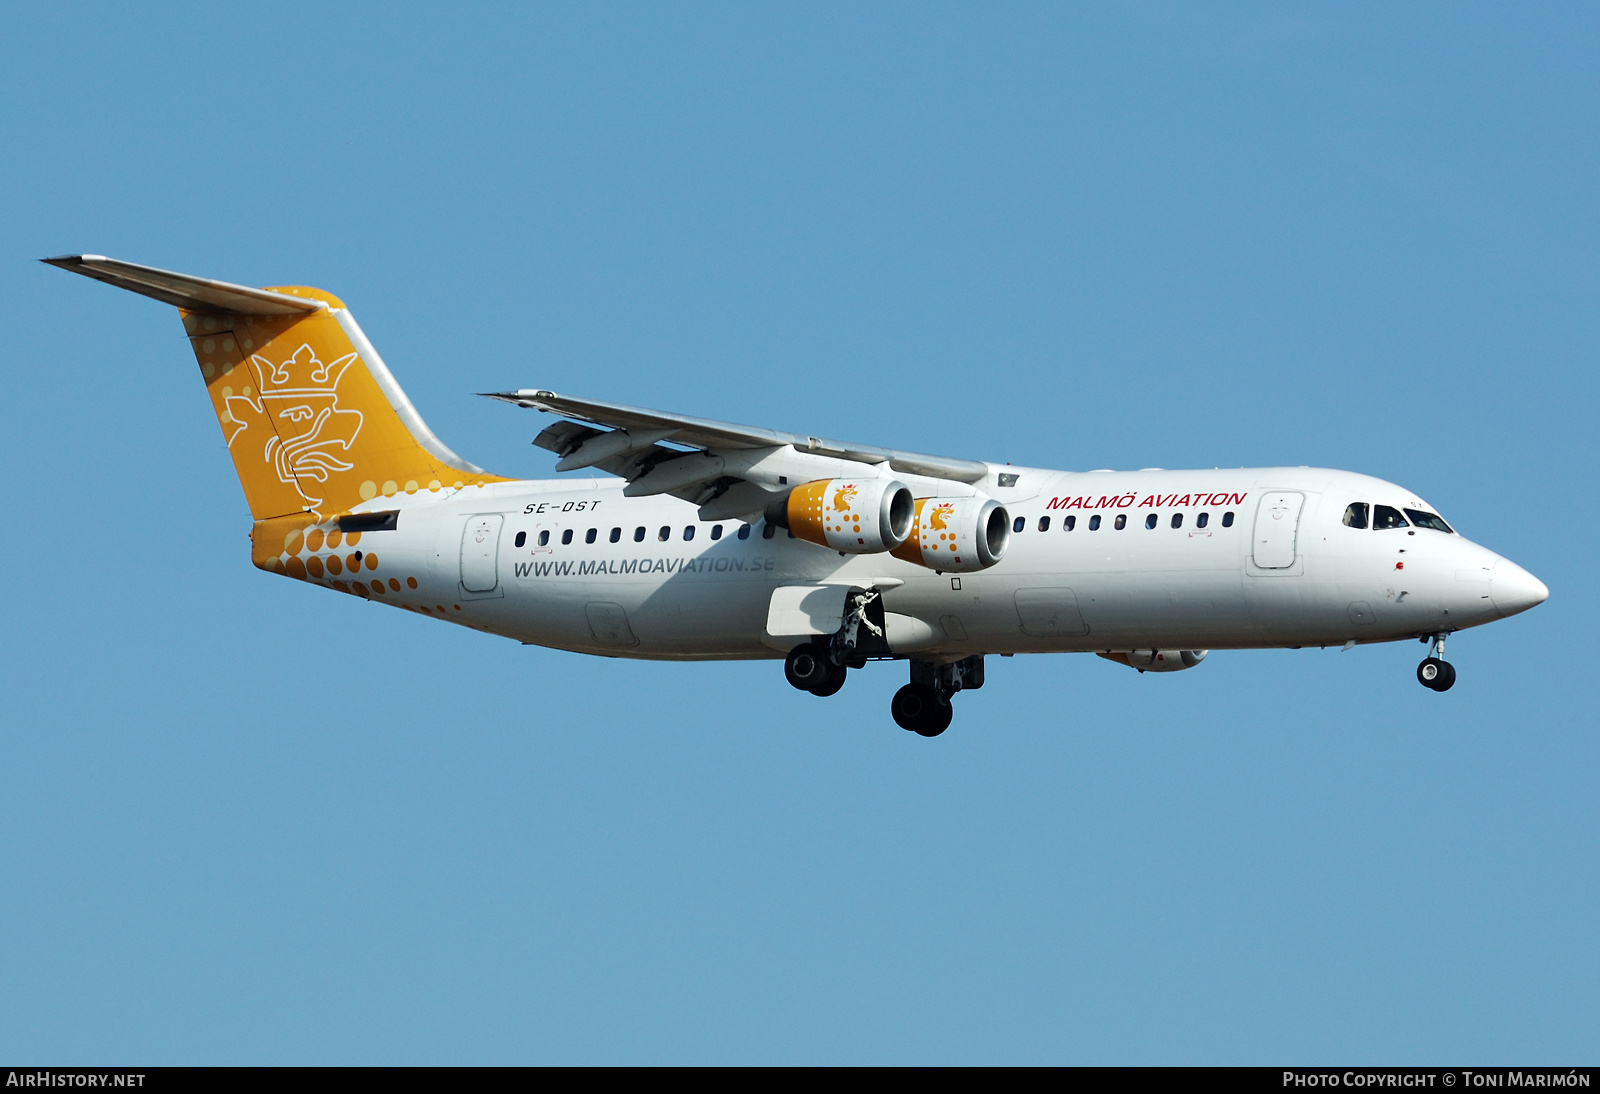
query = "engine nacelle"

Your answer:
(1098, 649), (1209, 672)
(889, 496), (1010, 573)
(770, 478), (915, 553)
